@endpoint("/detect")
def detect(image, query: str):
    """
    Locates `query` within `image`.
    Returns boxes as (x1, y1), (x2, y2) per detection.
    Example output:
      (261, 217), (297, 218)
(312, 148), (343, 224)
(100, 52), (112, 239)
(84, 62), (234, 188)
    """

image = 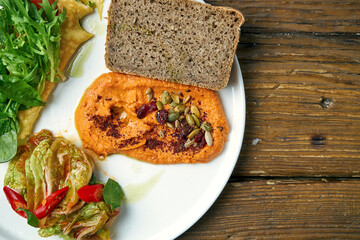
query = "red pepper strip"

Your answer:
(77, 184), (104, 203)
(34, 186), (69, 219)
(3, 186), (27, 218)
